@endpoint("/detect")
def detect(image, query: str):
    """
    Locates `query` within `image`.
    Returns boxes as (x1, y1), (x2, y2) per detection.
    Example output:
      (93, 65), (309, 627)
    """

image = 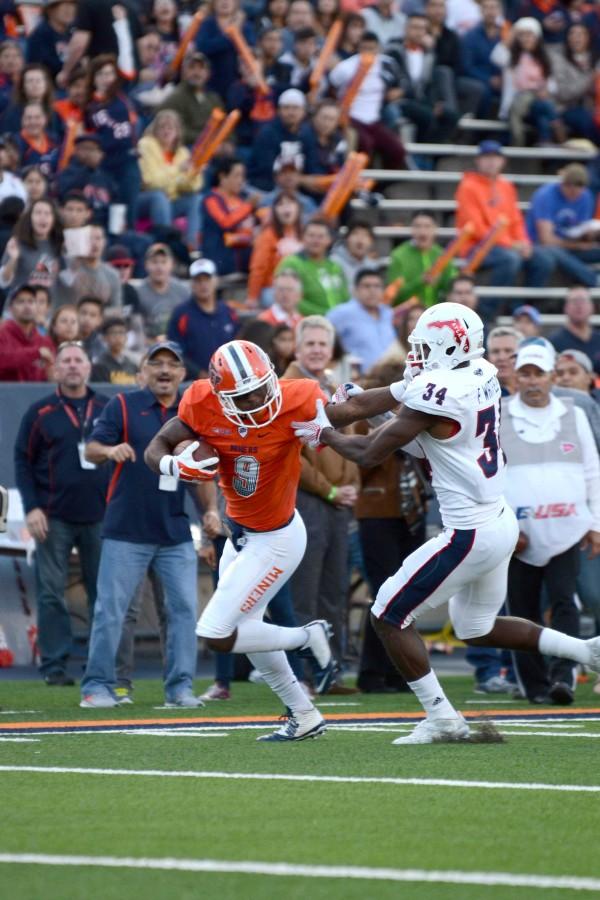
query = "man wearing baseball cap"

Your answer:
(512, 304), (541, 339)
(501, 338), (600, 704)
(247, 88), (310, 192)
(555, 349), (596, 397)
(455, 140), (553, 320)
(81, 339), (219, 708)
(137, 243), (188, 339)
(166, 258), (239, 378)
